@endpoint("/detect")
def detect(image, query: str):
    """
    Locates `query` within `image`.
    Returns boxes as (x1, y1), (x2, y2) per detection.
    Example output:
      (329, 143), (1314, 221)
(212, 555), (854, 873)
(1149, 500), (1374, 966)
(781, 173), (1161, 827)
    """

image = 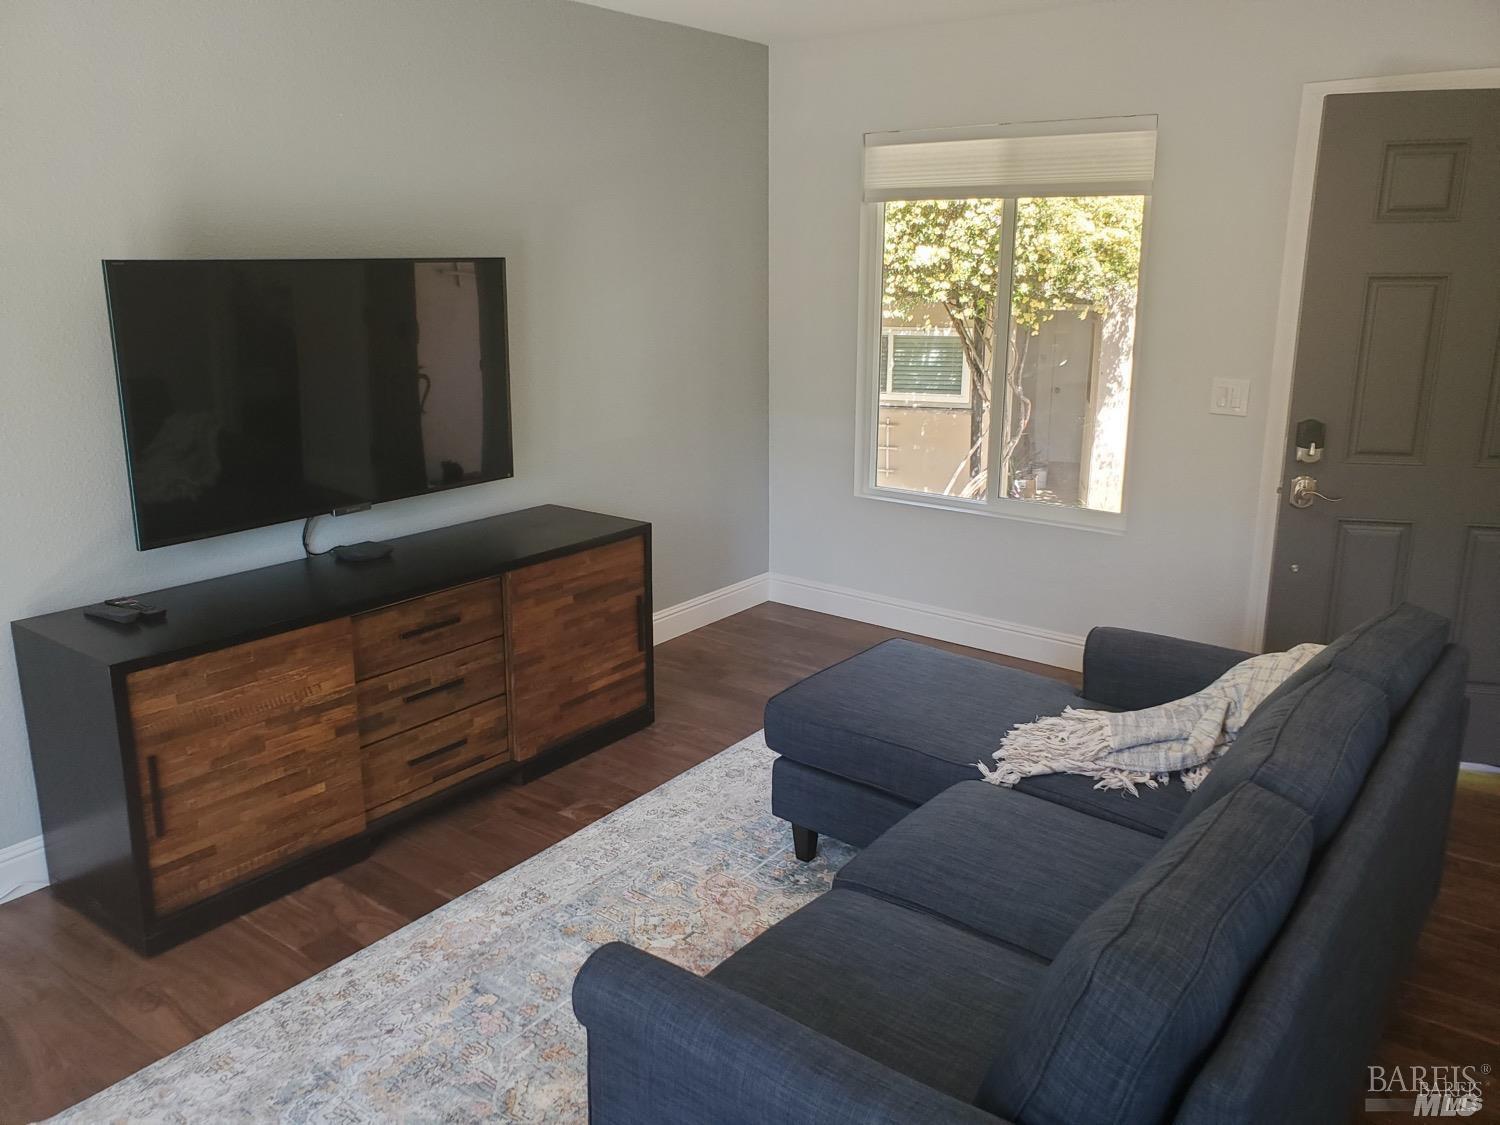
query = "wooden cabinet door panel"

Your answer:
(126, 619), (365, 915)
(506, 536), (648, 760)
